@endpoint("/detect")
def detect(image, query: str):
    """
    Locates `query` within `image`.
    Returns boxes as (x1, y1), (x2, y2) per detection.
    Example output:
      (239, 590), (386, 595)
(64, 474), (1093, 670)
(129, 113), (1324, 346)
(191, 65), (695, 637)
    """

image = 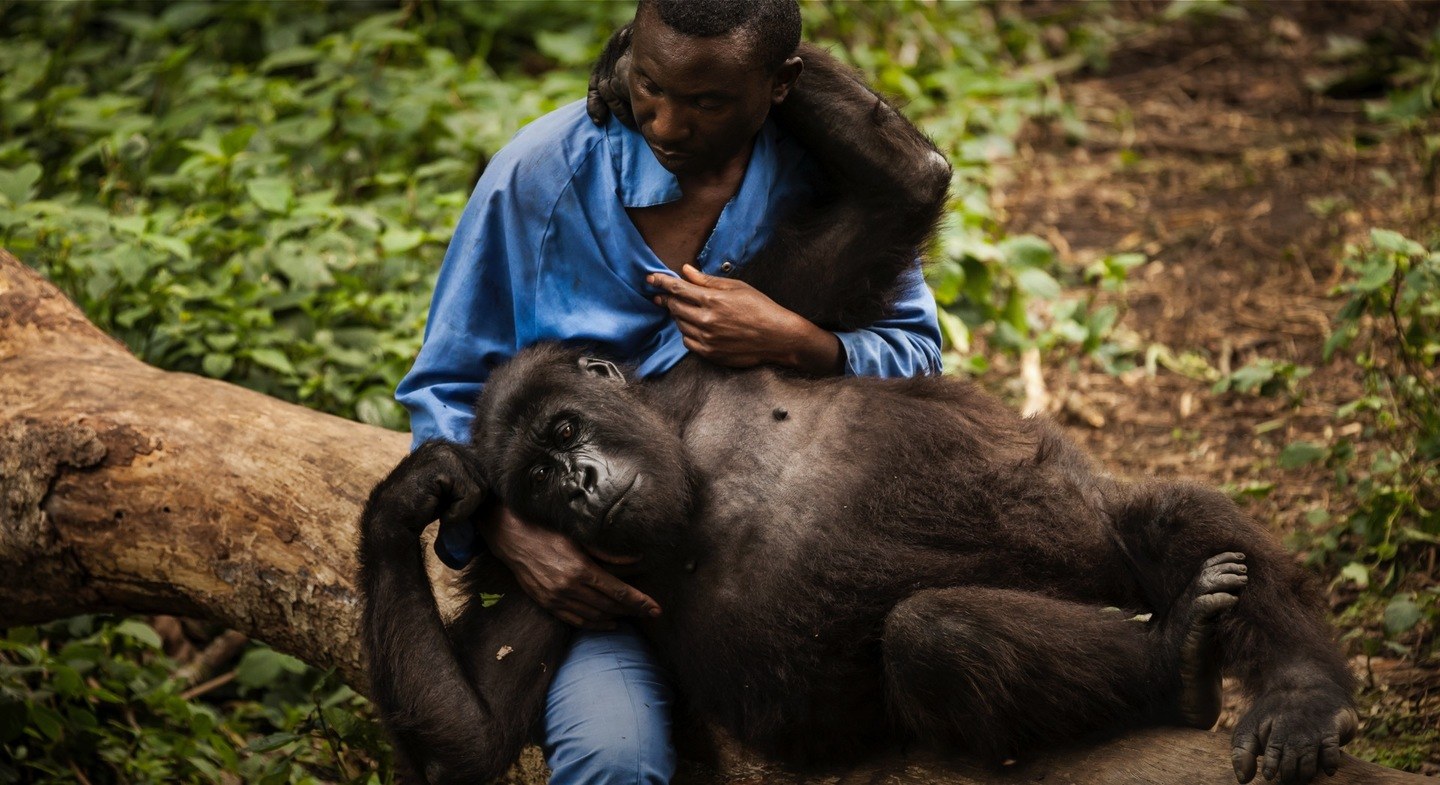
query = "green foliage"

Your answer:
(0, 617), (385, 784)
(0, 0), (630, 427)
(1286, 229), (1439, 653)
